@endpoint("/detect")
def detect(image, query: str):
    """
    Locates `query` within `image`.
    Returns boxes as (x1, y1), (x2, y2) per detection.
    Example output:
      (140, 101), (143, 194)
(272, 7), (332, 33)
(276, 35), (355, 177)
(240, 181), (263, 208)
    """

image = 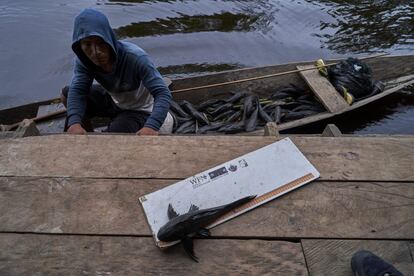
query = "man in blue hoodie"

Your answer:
(61, 9), (173, 135)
